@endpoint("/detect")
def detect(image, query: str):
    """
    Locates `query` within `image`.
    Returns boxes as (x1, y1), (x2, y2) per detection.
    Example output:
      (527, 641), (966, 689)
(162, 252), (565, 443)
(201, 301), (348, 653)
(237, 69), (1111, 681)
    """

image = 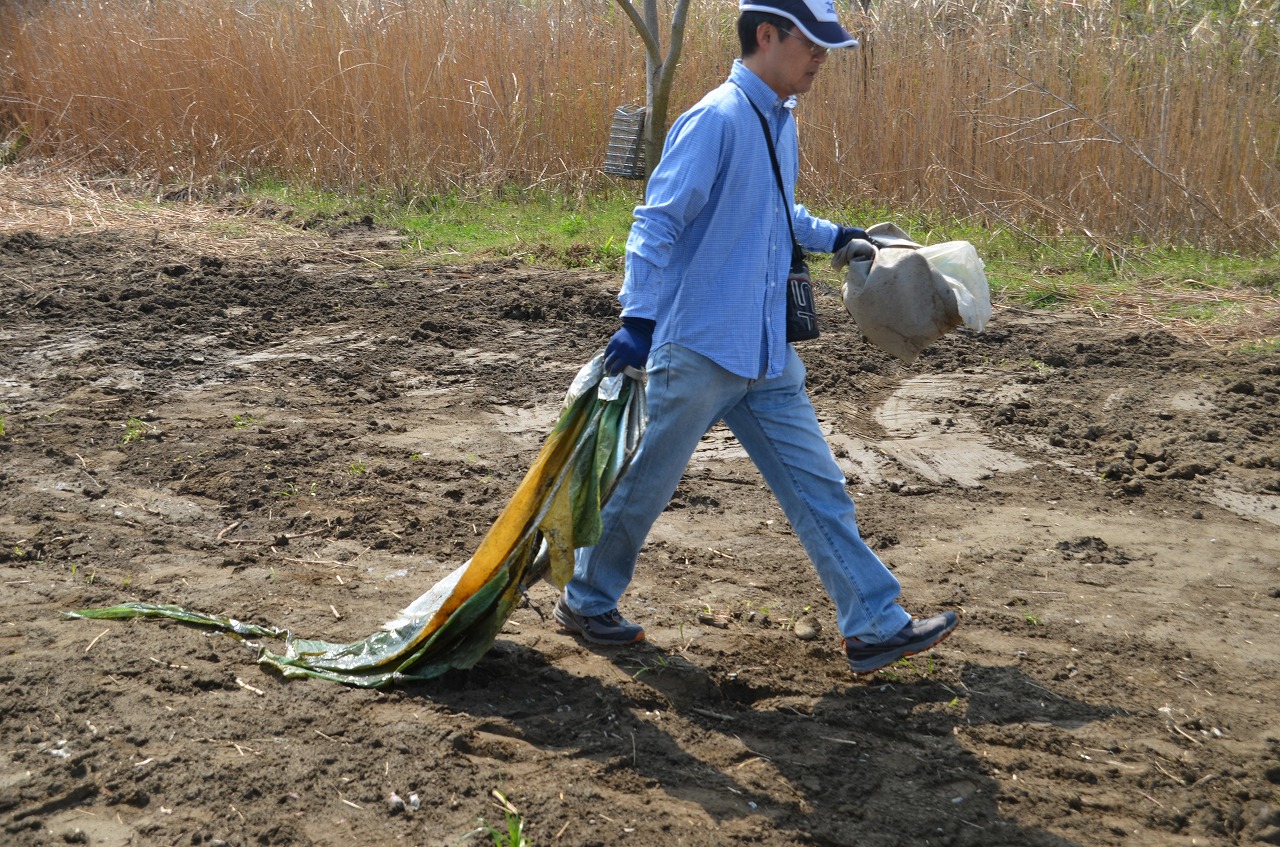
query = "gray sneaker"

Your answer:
(553, 595), (645, 646)
(845, 612), (958, 674)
